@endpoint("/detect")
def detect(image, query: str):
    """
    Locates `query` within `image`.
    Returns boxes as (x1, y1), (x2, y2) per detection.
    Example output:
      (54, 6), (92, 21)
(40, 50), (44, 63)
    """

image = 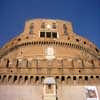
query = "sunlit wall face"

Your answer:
(0, 85), (99, 100)
(56, 85), (100, 100)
